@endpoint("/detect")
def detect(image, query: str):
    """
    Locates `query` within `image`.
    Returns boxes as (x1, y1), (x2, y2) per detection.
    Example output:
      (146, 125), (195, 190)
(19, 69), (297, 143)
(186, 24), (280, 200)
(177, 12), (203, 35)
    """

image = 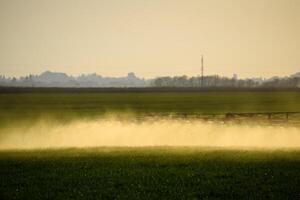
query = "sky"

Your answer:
(0, 0), (299, 78)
